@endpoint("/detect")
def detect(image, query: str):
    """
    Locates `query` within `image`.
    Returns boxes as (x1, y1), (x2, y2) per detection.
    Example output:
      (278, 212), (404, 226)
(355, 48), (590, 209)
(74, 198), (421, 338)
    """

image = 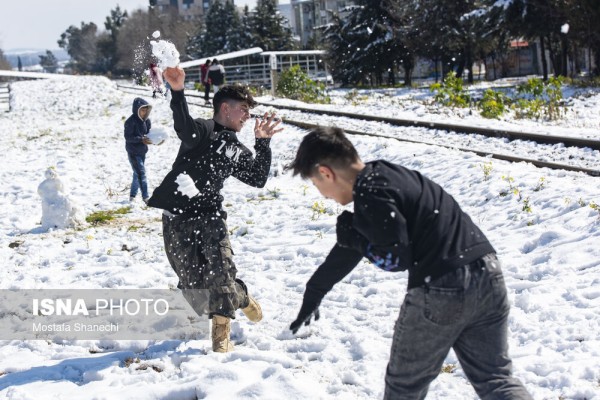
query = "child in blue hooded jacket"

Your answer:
(124, 97), (153, 202)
